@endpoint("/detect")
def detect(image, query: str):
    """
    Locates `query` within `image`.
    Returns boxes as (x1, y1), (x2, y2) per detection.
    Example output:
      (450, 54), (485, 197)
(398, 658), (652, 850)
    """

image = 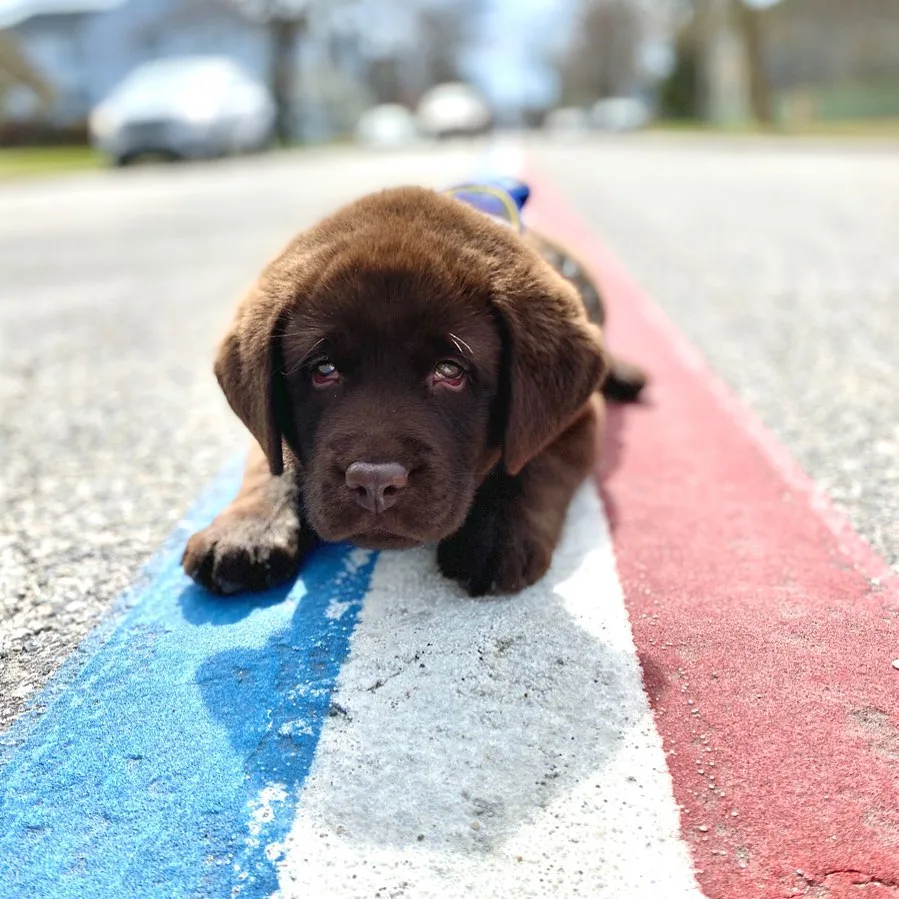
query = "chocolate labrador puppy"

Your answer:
(182, 185), (645, 597)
